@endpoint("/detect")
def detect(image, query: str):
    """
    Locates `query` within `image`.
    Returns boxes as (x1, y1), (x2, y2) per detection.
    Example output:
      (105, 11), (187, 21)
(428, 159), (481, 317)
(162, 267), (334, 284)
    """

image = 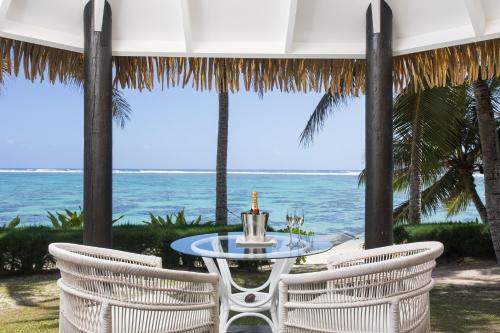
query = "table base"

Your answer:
(203, 257), (296, 333)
